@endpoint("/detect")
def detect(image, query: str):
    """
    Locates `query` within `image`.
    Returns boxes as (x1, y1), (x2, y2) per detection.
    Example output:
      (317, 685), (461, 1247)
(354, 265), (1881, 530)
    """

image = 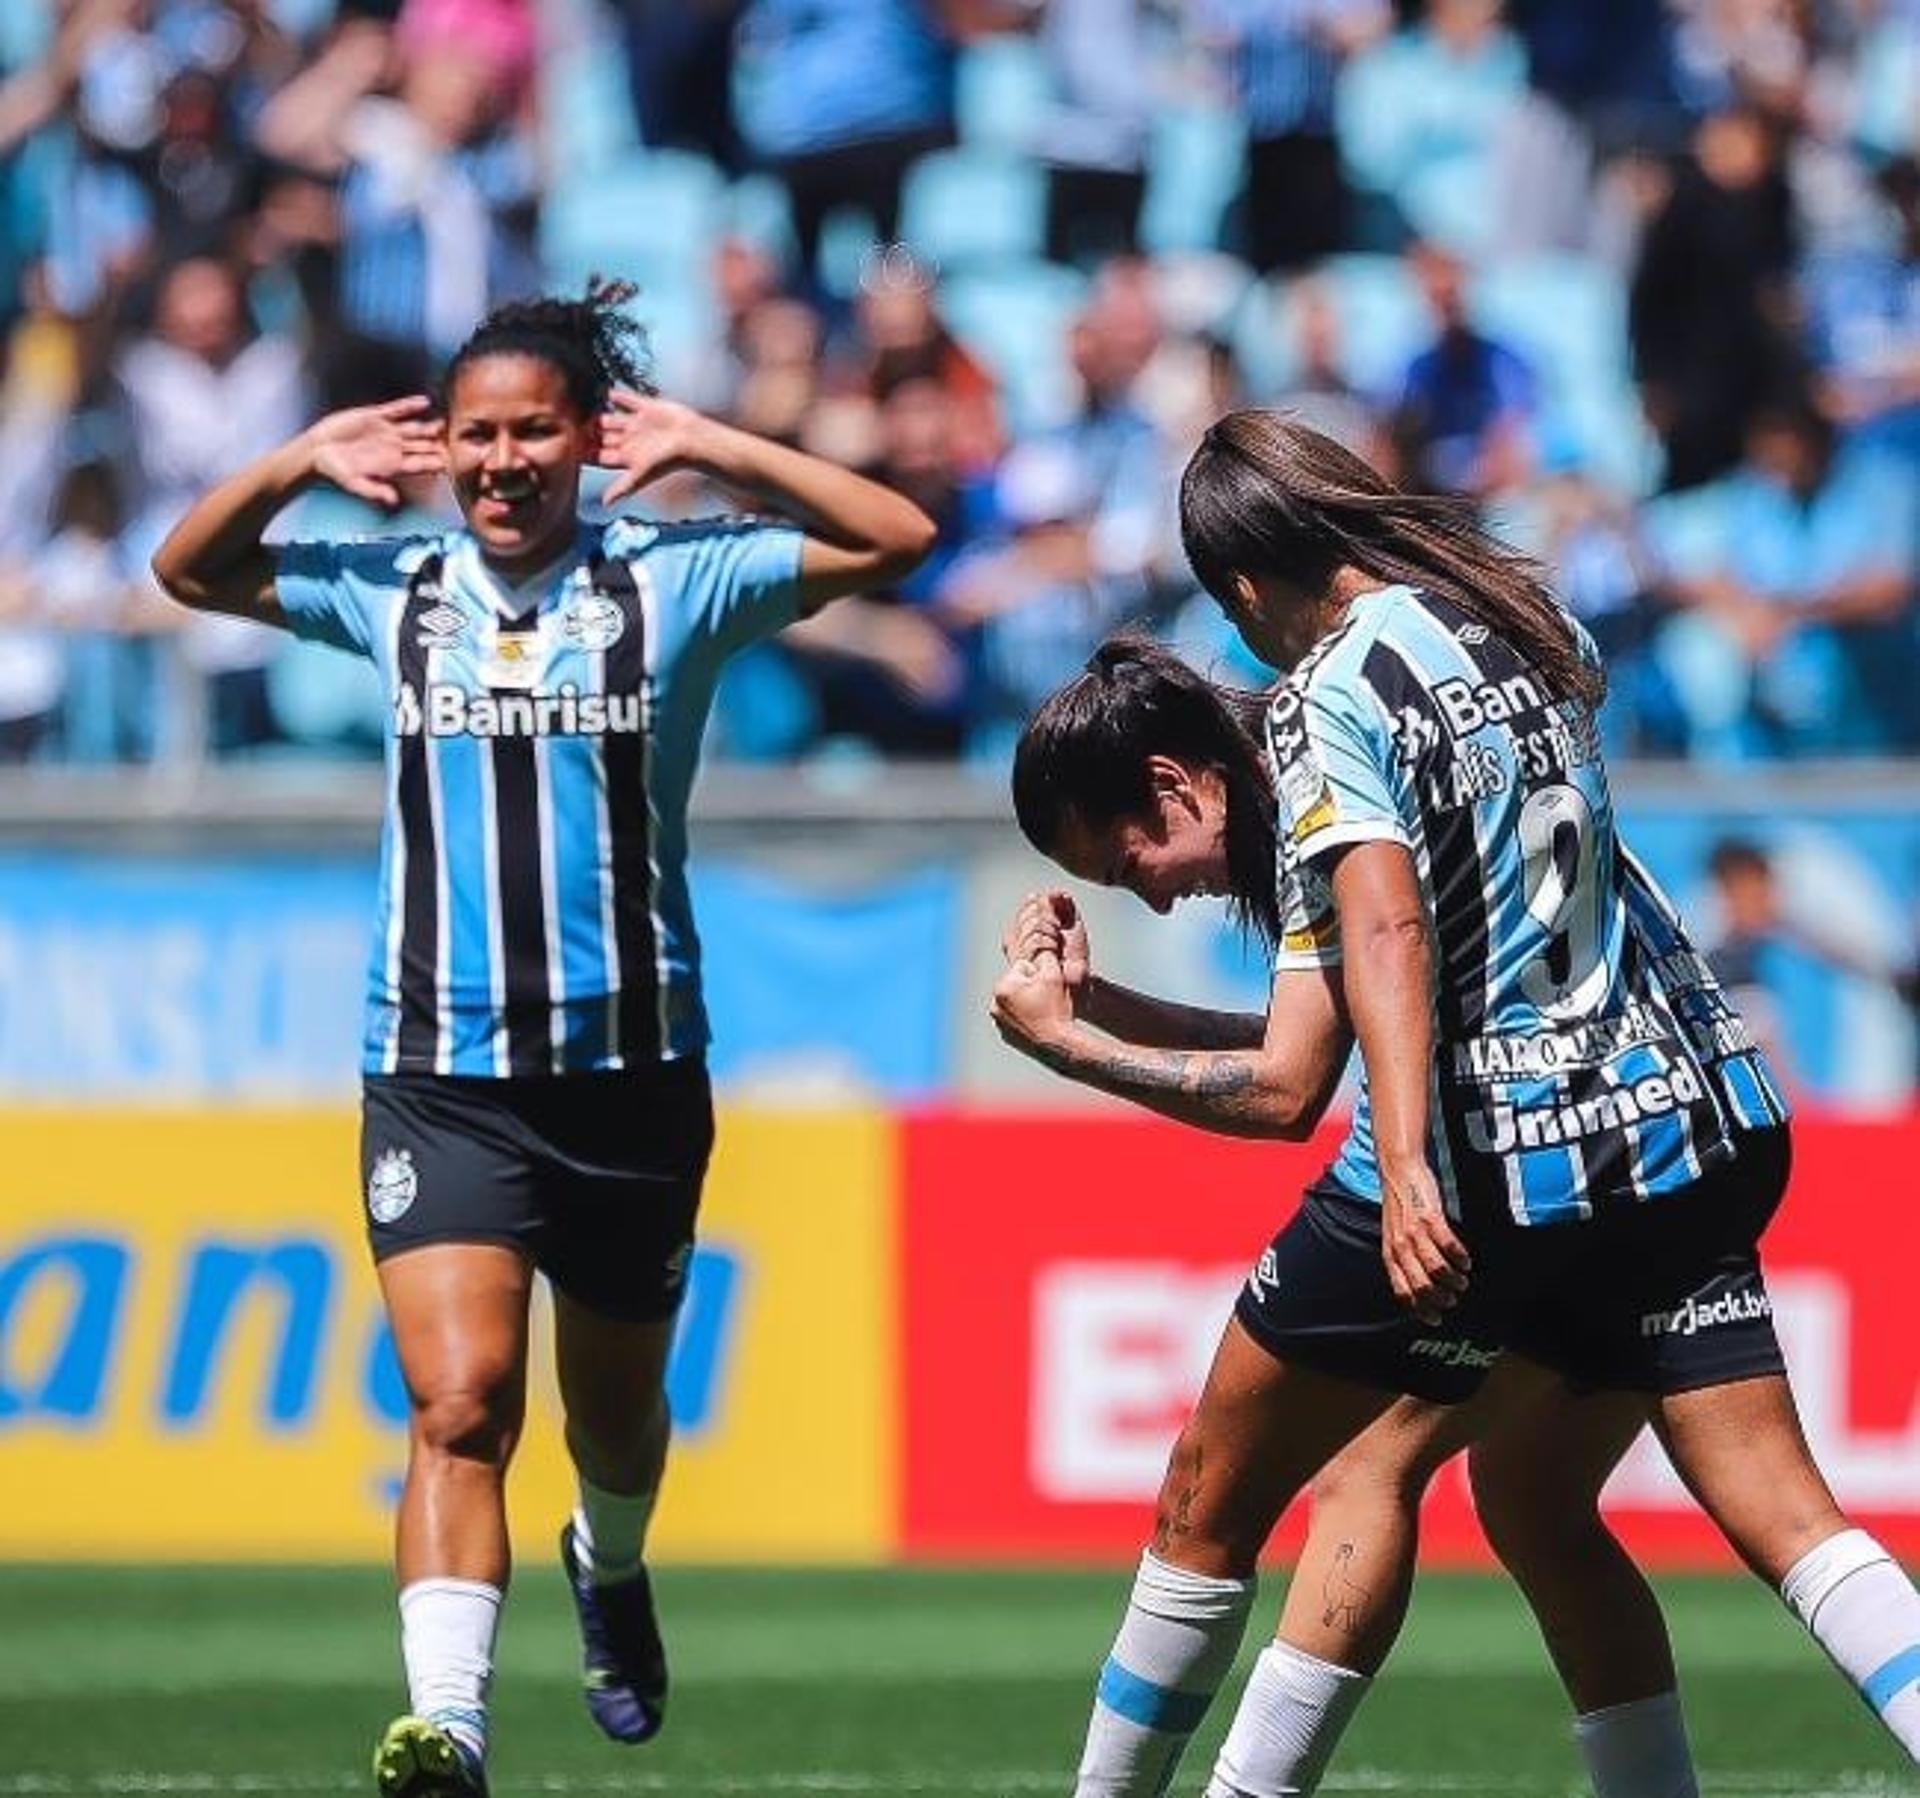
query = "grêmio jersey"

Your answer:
(274, 514), (803, 1077)
(1265, 584), (1787, 1226)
